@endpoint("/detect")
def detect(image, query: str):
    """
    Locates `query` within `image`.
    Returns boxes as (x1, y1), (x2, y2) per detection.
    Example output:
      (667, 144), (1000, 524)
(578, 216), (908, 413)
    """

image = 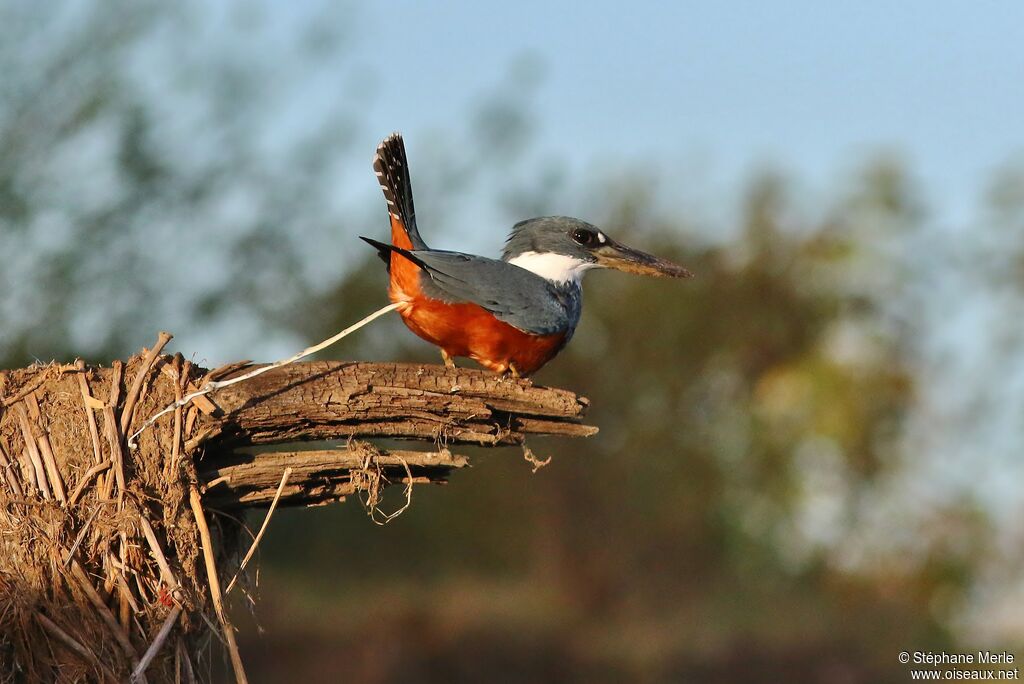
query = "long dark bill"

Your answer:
(593, 240), (693, 278)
